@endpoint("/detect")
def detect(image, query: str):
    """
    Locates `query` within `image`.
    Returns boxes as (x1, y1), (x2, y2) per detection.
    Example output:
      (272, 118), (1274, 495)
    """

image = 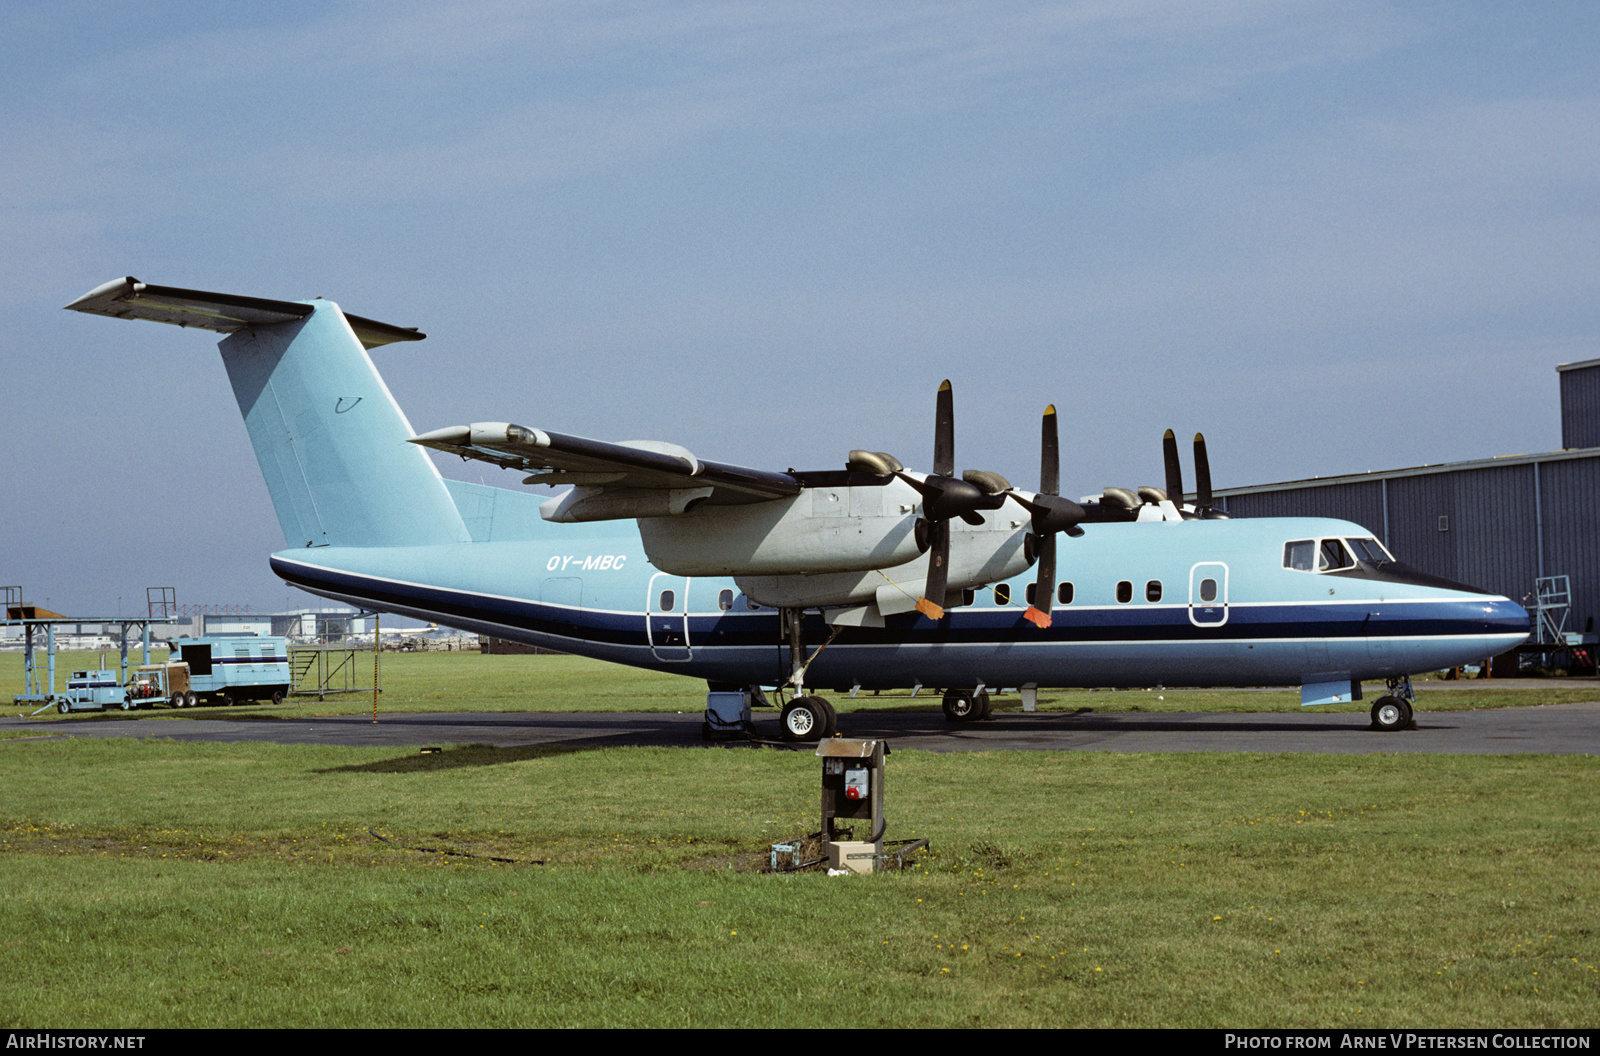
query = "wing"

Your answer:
(409, 422), (801, 520)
